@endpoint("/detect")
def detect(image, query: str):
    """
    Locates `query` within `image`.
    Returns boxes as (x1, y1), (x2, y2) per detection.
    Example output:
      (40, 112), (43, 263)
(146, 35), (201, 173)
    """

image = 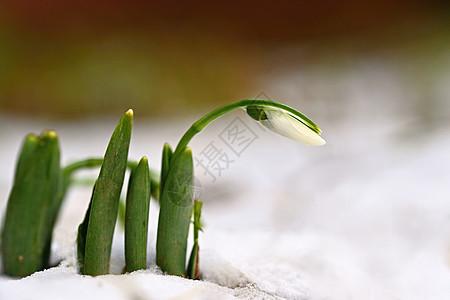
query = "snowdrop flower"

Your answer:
(246, 105), (326, 146)
(174, 99), (325, 156)
(164, 99), (325, 276)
